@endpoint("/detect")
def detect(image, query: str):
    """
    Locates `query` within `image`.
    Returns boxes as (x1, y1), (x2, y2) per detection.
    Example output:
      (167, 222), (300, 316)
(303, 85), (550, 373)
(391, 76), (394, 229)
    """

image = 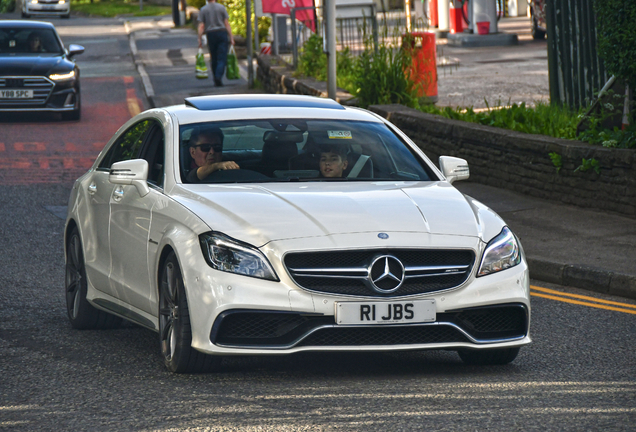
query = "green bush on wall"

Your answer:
(0, 0), (15, 13)
(594, 0), (636, 88)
